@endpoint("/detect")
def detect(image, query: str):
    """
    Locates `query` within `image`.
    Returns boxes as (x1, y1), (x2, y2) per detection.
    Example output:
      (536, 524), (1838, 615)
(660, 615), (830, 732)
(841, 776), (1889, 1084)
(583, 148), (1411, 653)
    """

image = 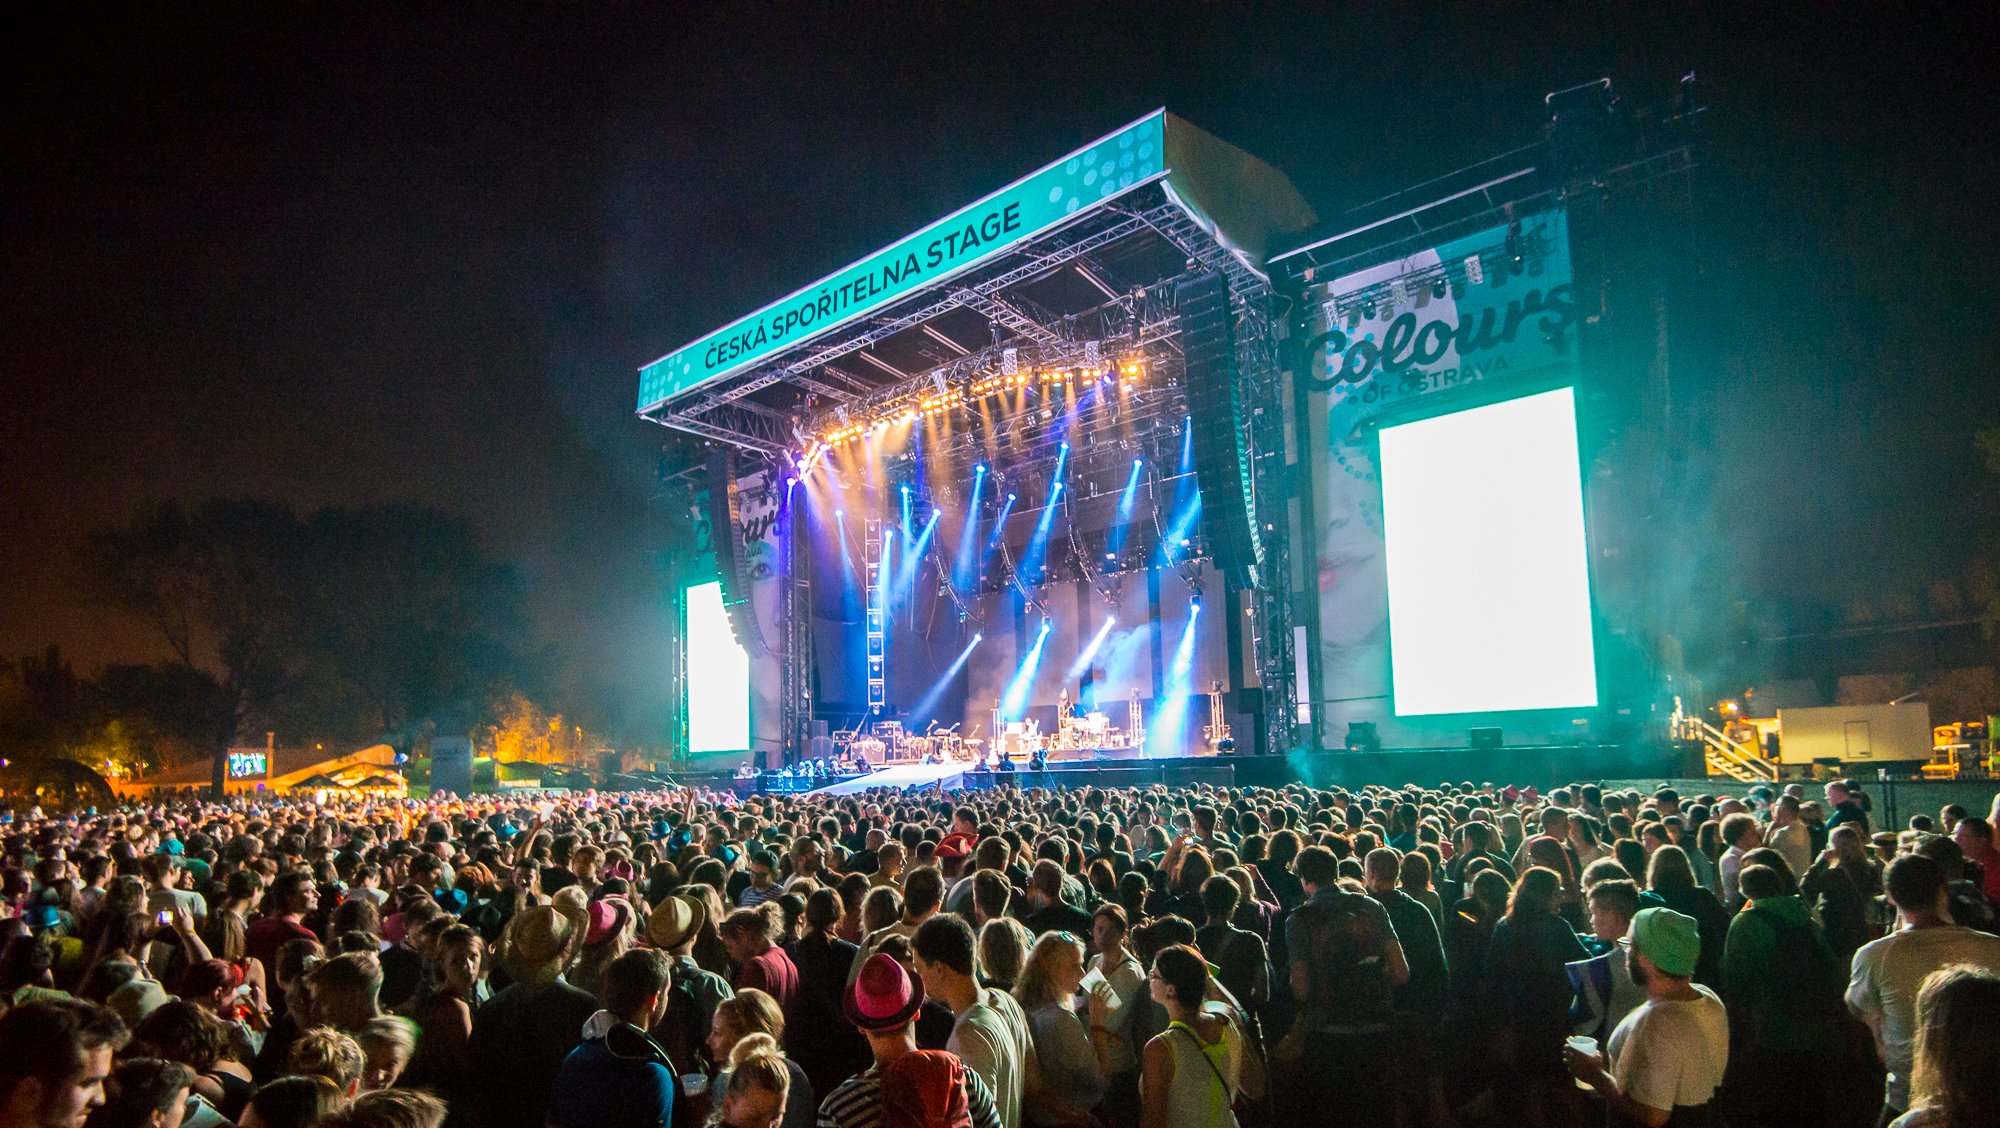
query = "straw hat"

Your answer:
(502, 905), (579, 984)
(645, 893), (706, 951)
